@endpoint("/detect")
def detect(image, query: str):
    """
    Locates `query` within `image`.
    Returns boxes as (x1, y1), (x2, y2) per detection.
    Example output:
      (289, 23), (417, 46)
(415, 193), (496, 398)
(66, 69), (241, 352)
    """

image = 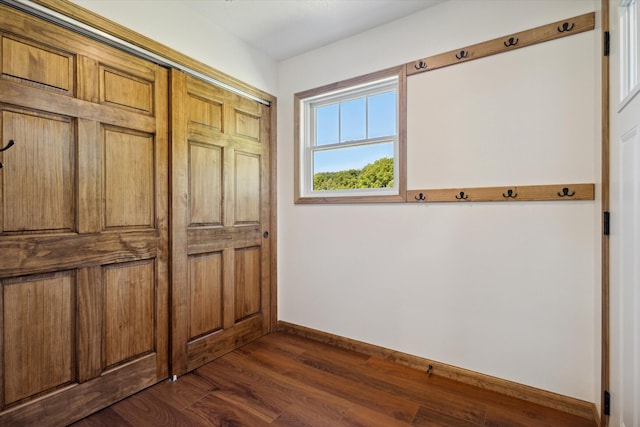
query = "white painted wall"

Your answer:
(70, 0), (278, 95)
(278, 0), (600, 403)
